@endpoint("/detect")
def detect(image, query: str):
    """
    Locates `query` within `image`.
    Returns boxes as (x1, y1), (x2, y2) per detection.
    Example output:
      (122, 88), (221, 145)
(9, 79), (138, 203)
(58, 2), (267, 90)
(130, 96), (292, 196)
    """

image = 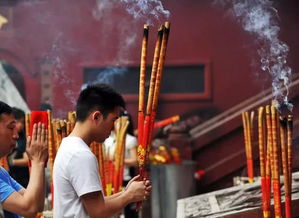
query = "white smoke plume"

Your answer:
(43, 34), (78, 114)
(81, 67), (128, 91)
(95, 67), (128, 84)
(229, 0), (292, 110)
(120, 0), (170, 24)
(92, 1), (115, 21)
(91, 0), (170, 87)
(94, 0), (170, 24)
